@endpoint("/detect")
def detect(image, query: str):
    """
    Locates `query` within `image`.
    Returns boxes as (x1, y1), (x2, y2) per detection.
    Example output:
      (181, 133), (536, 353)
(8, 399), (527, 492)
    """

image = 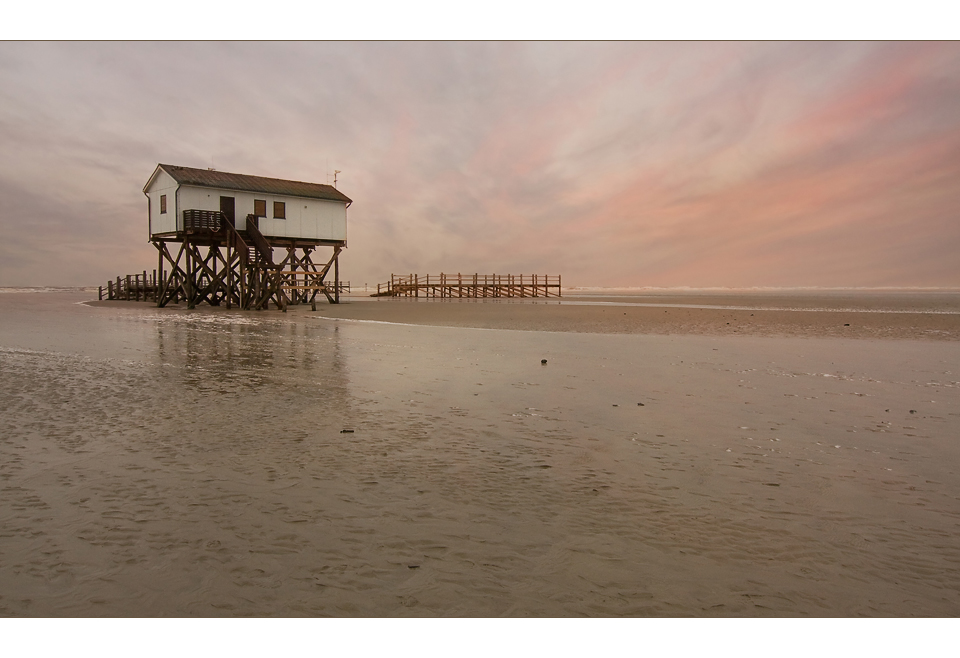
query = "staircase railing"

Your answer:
(244, 214), (274, 266)
(227, 220), (249, 259)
